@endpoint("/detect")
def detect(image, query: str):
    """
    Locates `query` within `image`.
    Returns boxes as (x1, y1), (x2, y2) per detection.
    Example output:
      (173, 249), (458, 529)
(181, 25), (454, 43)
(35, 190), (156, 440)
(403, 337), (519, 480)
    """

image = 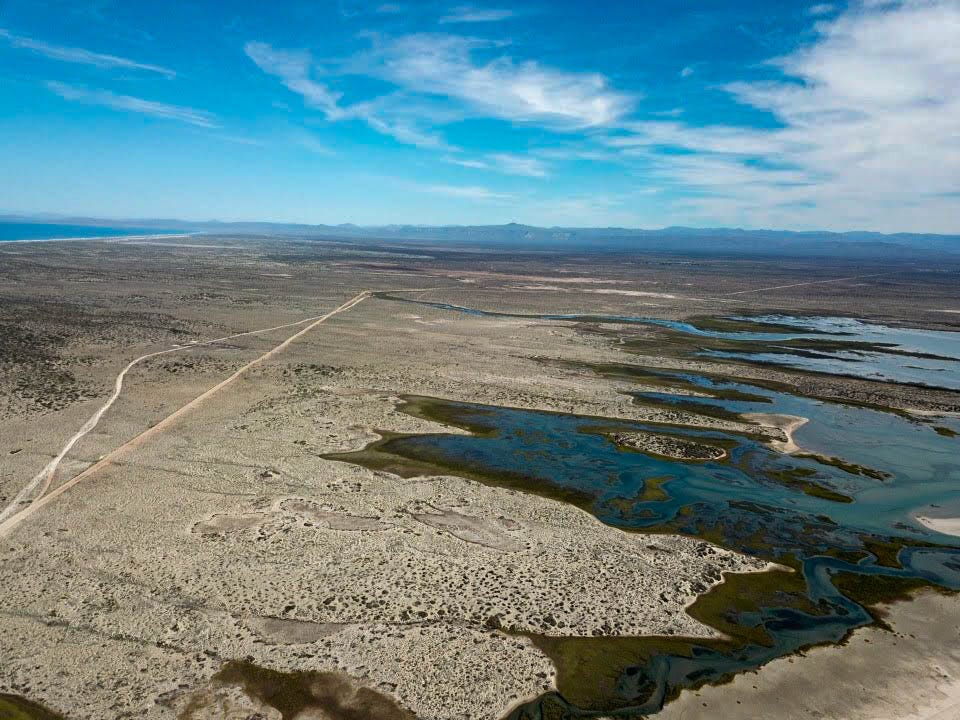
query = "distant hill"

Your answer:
(3, 214), (958, 258)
